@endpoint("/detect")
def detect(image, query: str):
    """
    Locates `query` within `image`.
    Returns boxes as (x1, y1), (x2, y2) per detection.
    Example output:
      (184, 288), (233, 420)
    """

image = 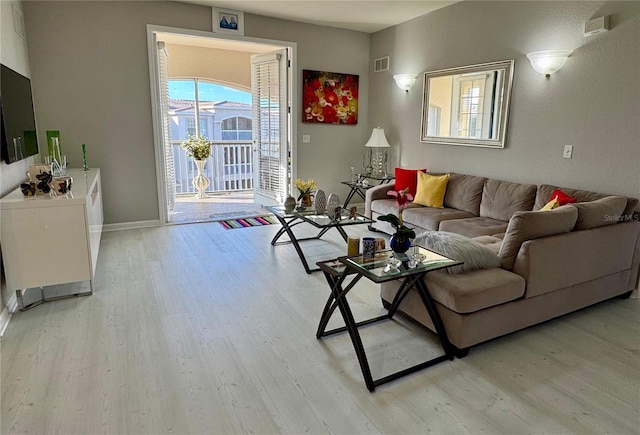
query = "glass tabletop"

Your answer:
(340, 246), (462, 283)
(265, 205), (373, 228)
(316, 258), (351, 276)
(341, 181), (378, 190)
(265, 205), (304, 218)
(358, 173), (394, 181)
